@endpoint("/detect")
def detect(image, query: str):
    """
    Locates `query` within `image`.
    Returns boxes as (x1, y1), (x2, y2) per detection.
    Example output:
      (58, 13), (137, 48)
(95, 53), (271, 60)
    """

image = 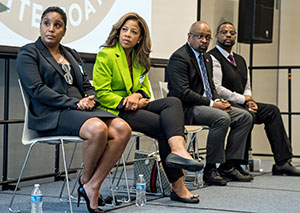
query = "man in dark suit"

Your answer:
(209, 21), (300, 176)
(166, 21), (253, 186)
